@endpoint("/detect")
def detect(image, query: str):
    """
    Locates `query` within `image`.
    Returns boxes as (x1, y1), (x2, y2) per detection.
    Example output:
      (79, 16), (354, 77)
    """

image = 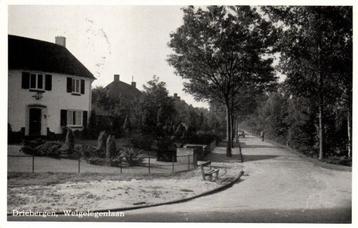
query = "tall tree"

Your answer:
(141, 76), (176, 137)
(263, 6), (352, 159)
(168, 6), (276, 156)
